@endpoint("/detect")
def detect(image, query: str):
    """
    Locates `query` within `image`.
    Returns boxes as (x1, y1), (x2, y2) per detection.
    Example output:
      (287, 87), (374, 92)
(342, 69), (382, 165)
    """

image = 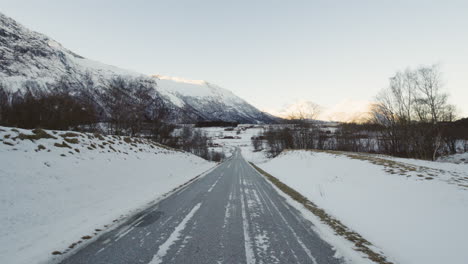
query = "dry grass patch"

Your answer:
(17, 128), (57, 141)
(93, 133), (105, 141)
(54, 141), (72, 148)
(307, 149), (450, 183)
(64, 137), (79, 144)
(3, 141), (14, 146)
(61, 132), (80, 138)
